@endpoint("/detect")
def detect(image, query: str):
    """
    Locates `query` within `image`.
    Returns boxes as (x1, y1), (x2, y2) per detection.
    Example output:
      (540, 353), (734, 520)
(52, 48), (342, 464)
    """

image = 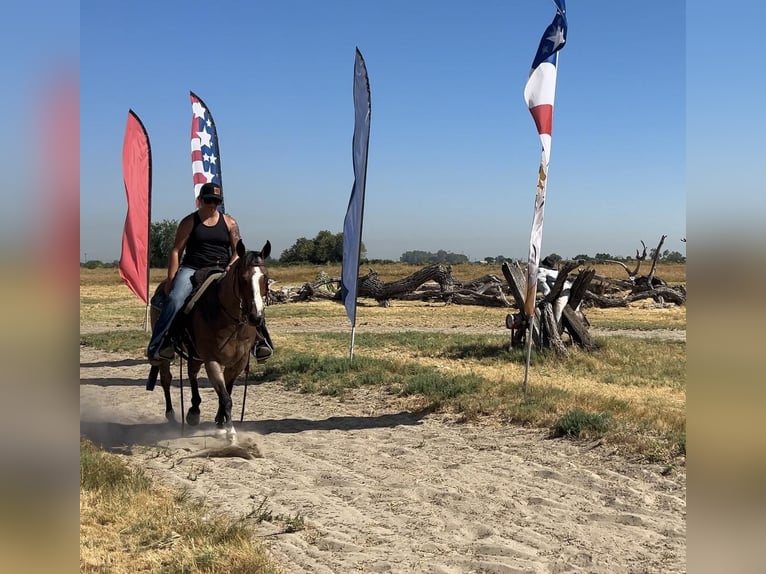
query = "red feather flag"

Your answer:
(119, 110), (152, 304)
